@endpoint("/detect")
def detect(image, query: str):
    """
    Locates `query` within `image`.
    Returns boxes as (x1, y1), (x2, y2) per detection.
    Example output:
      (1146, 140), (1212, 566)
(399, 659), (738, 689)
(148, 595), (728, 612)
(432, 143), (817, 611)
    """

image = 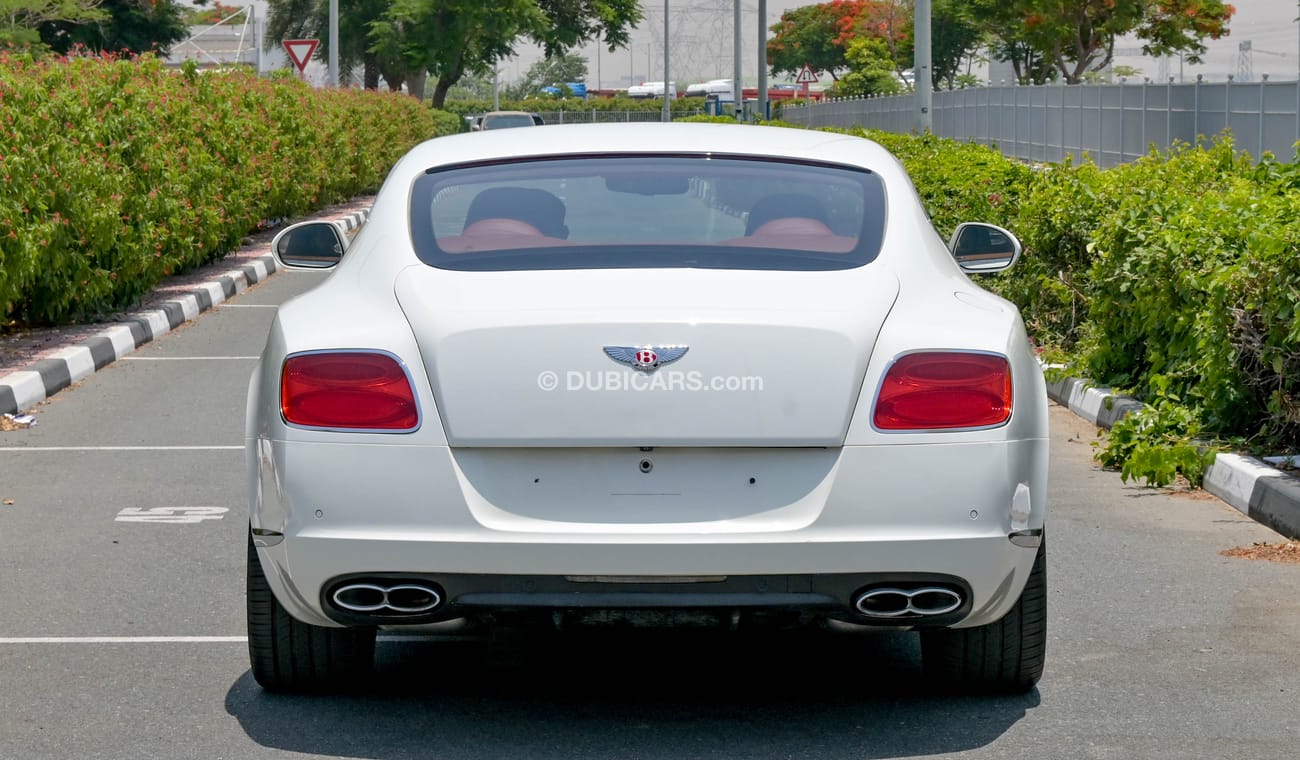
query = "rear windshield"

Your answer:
(409, 154), (886, 271)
